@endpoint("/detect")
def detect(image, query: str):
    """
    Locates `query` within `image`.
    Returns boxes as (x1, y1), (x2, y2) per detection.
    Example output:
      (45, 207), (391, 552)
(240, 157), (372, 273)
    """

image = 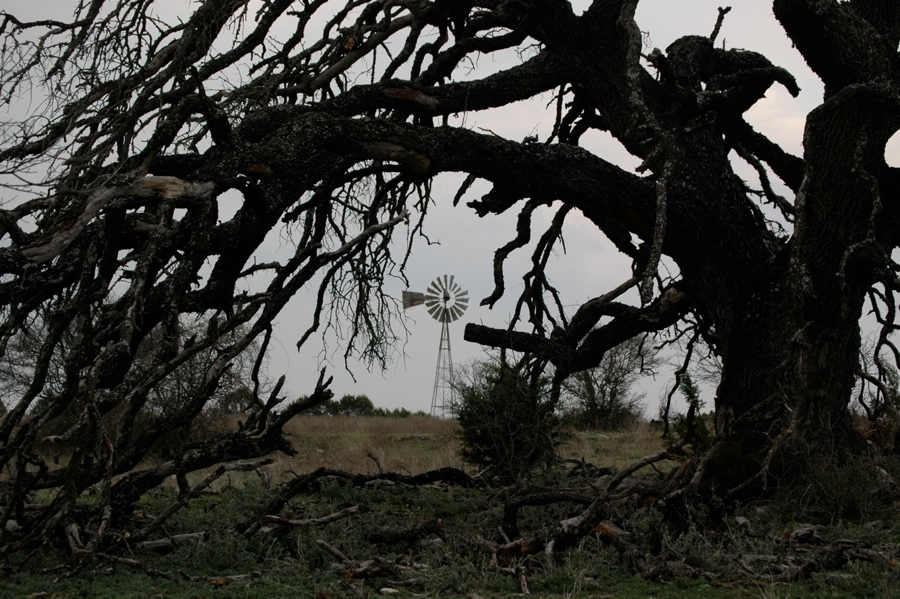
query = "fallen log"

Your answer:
(238, 466), (478, 537)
